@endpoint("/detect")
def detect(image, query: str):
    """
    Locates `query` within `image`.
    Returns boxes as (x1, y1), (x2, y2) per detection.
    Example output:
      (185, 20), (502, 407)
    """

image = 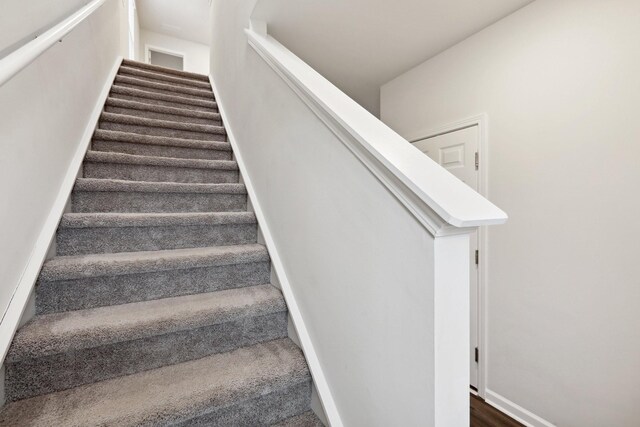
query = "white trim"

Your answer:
(144, 44), (185, 70)
(245, 24), (507, 237)
(127, 0), (138, 60)
(0, 56), (123, 365)
(485, 389), (556, 427)
(408, 114), (491, 398)
(208, 74), (344, 427)
(0, 0), (108, 87)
